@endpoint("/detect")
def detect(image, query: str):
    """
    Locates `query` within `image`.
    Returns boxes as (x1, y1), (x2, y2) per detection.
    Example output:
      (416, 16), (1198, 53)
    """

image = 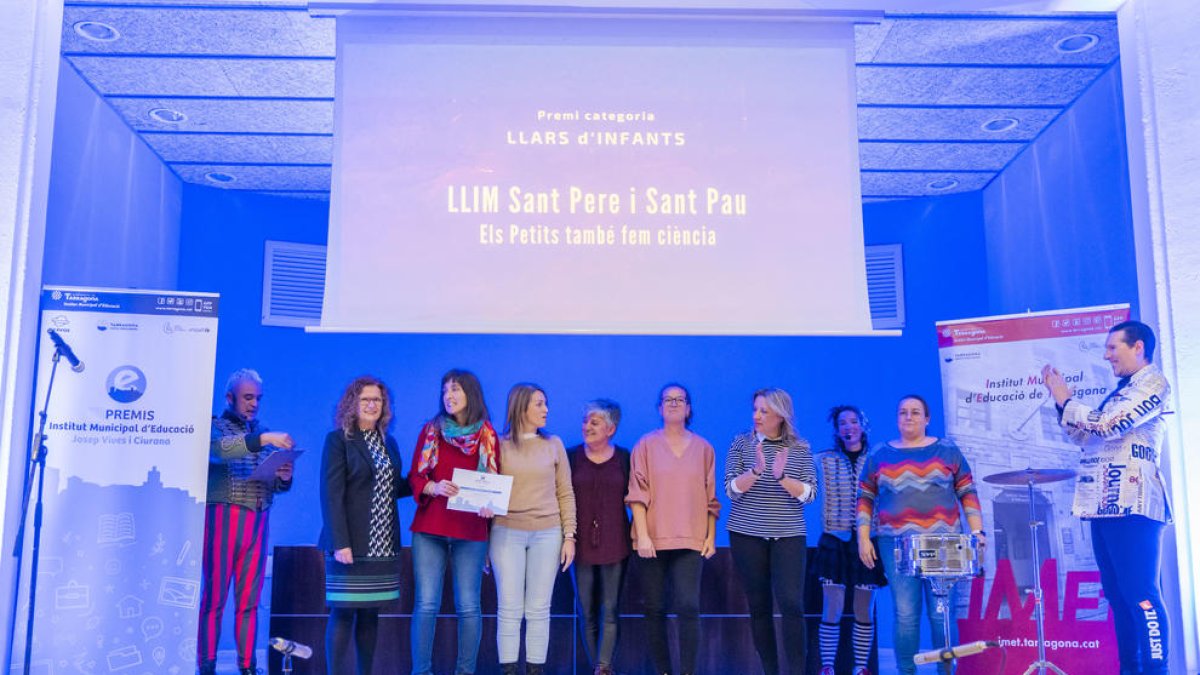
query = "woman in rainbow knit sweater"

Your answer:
(856, 394), (985, 675)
